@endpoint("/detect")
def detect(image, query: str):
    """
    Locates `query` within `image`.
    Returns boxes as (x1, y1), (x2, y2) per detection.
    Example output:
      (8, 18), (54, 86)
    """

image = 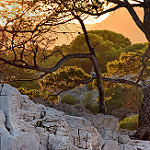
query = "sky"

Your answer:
(0, 1), (112, 26)
(0, 0), (146, 45)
